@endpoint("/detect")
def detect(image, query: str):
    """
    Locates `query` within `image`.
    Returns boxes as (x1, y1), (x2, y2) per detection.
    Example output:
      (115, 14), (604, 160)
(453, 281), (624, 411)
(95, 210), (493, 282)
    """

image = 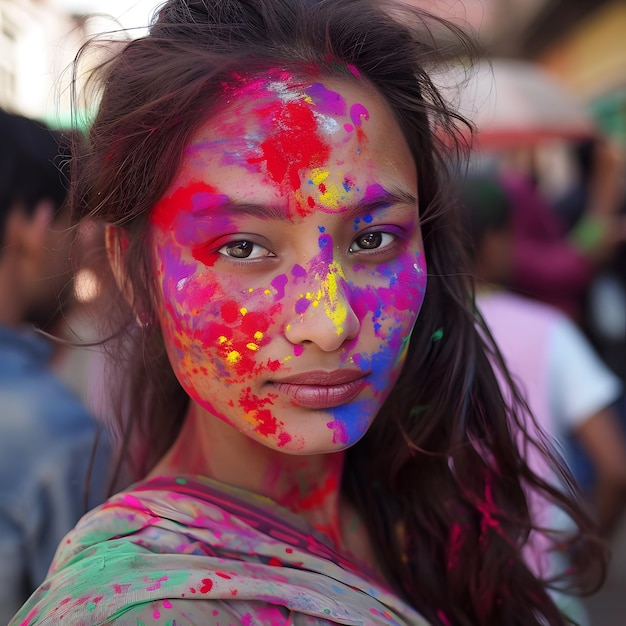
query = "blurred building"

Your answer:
(522, 0), (626, 146)
(0, 0), (89, 125)
(2, 0), (625, 144)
